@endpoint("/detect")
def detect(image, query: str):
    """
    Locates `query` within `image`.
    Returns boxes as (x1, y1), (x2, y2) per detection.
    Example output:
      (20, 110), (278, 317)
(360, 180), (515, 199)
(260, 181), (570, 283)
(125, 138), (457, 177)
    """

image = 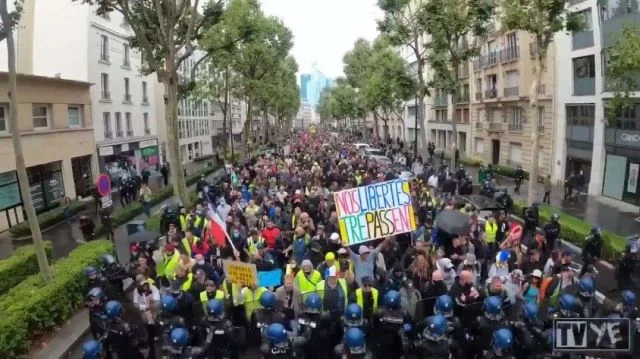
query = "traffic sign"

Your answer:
(97, 174), (112, 197)
(100, 195), (113, 209)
